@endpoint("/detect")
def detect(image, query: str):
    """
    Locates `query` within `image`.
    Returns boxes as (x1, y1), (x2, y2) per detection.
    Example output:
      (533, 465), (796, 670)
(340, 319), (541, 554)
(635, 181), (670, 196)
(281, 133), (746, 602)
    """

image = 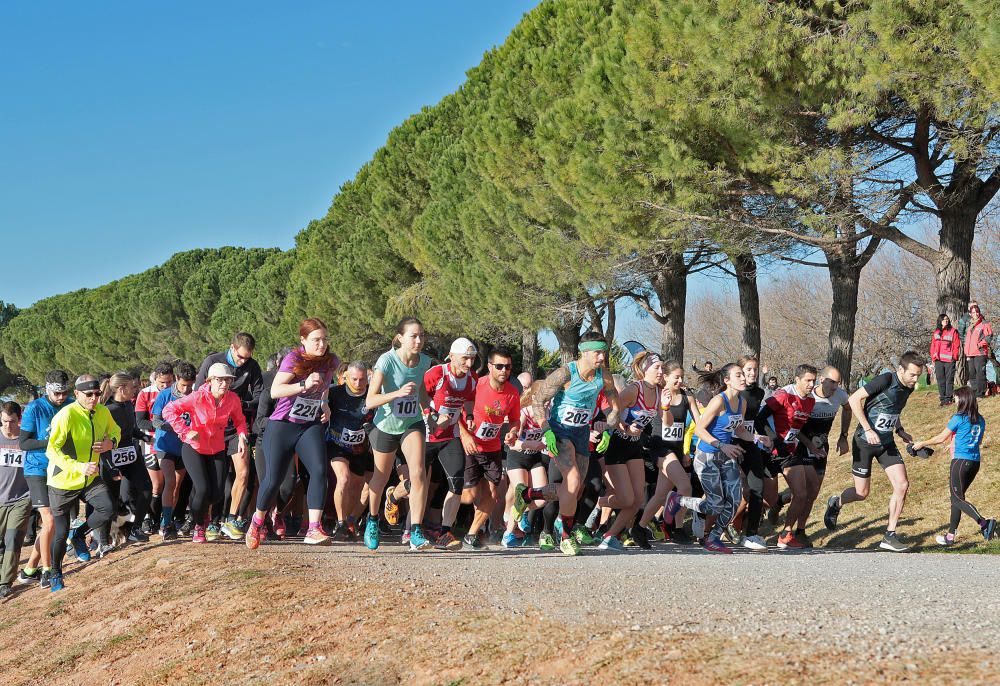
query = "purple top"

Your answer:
(269, 348), (338, 424)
